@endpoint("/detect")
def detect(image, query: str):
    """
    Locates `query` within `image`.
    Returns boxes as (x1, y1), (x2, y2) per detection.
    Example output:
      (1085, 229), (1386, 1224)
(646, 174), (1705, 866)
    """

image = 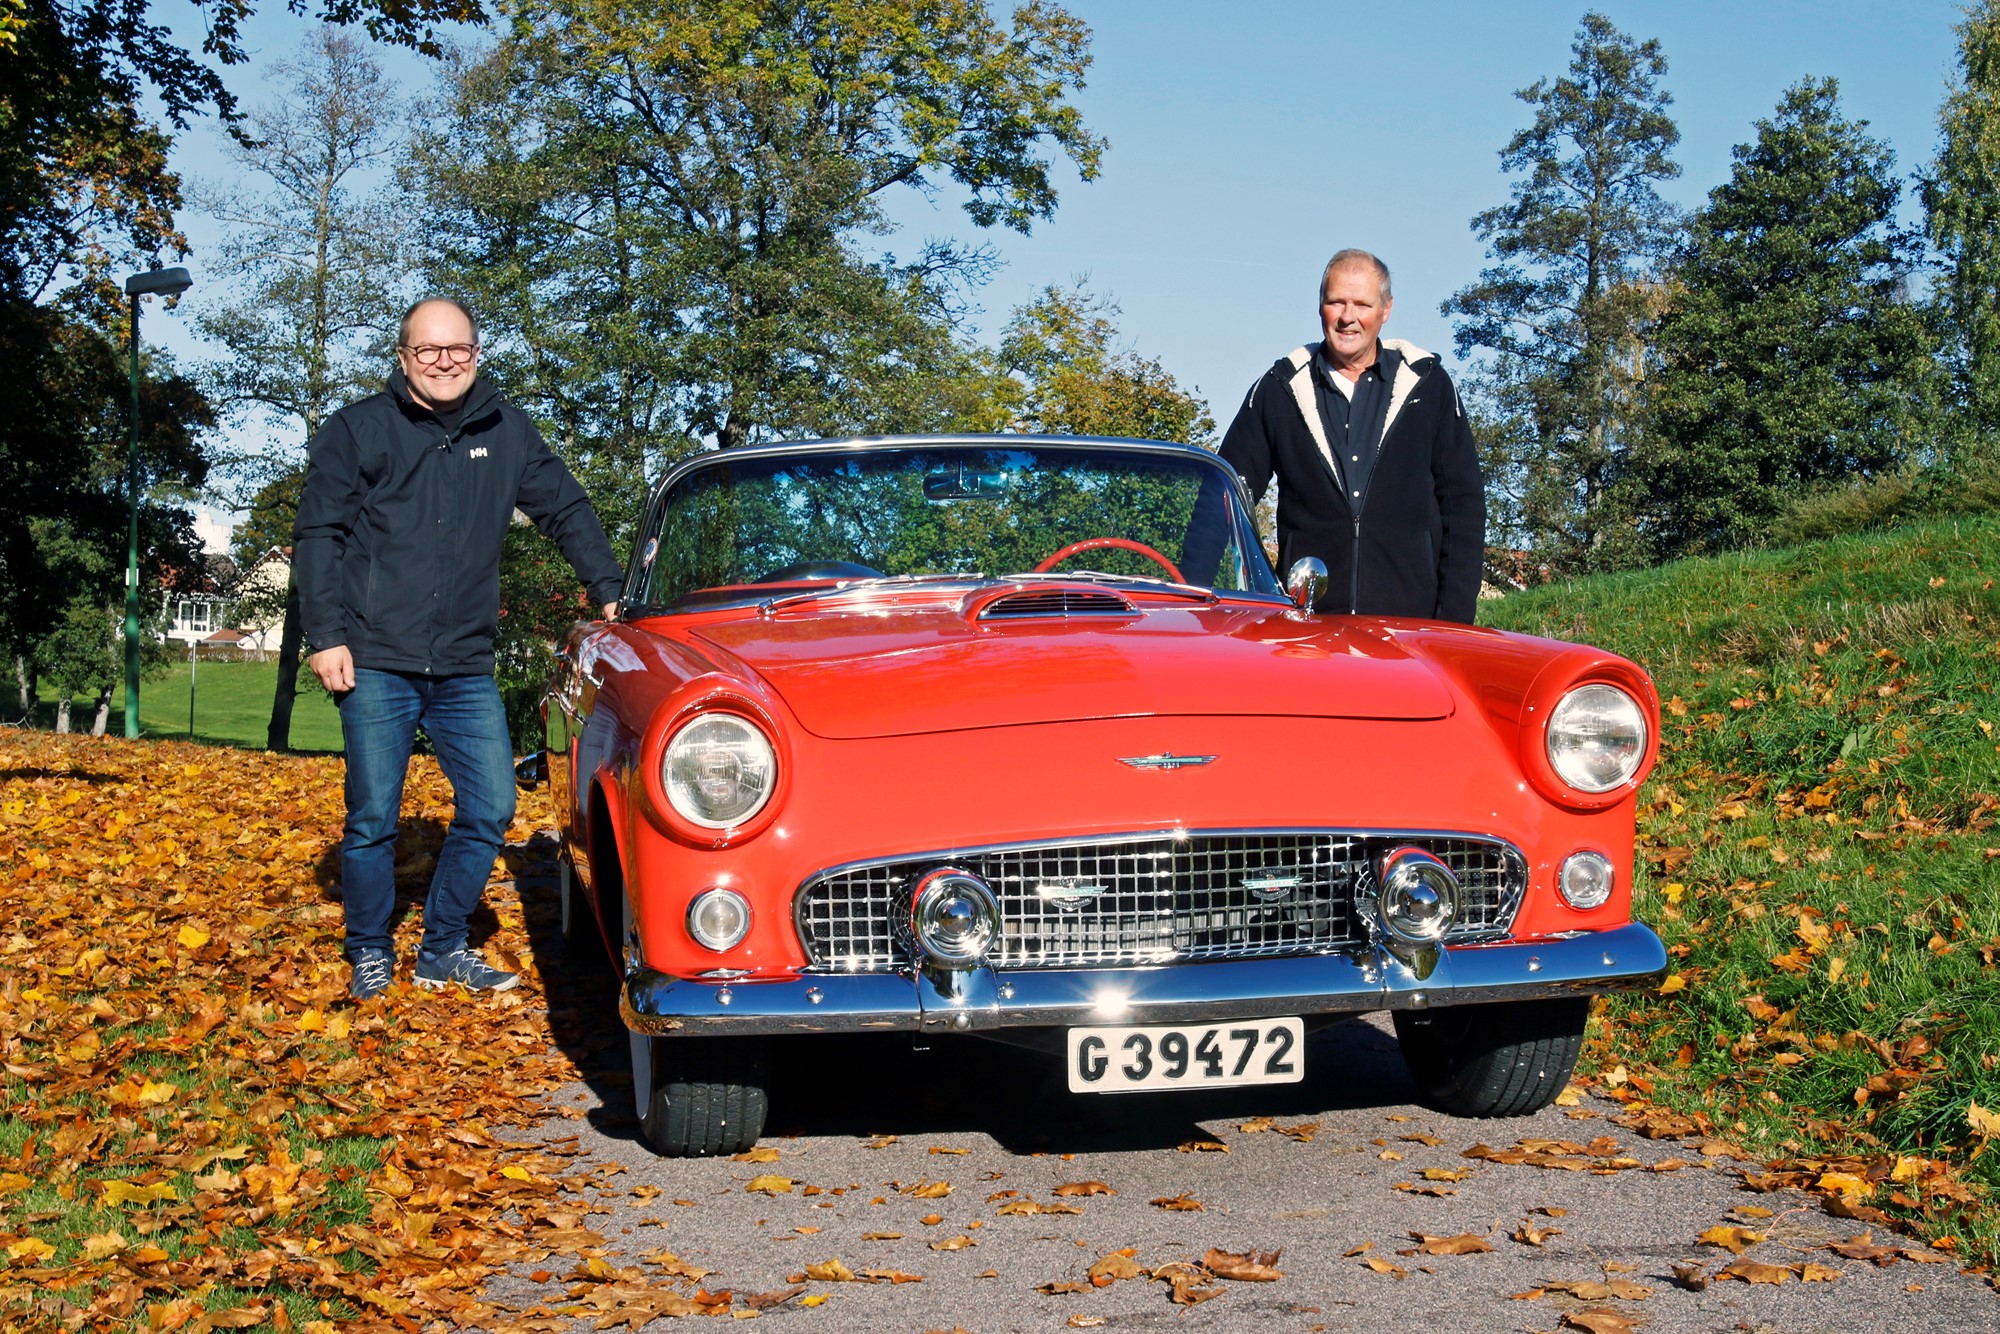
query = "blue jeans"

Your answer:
(336, 668), (516, 962)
